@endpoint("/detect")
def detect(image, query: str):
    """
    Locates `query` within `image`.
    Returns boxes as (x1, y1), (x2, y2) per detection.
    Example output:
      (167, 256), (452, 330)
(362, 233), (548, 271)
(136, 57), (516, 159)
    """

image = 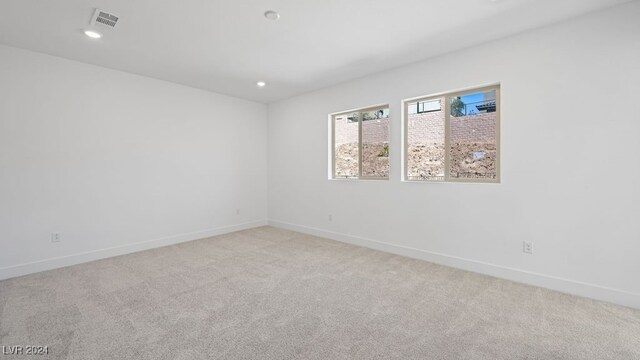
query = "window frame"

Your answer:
(403, 85), (500, 184)
(330, 104), (390, 181)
